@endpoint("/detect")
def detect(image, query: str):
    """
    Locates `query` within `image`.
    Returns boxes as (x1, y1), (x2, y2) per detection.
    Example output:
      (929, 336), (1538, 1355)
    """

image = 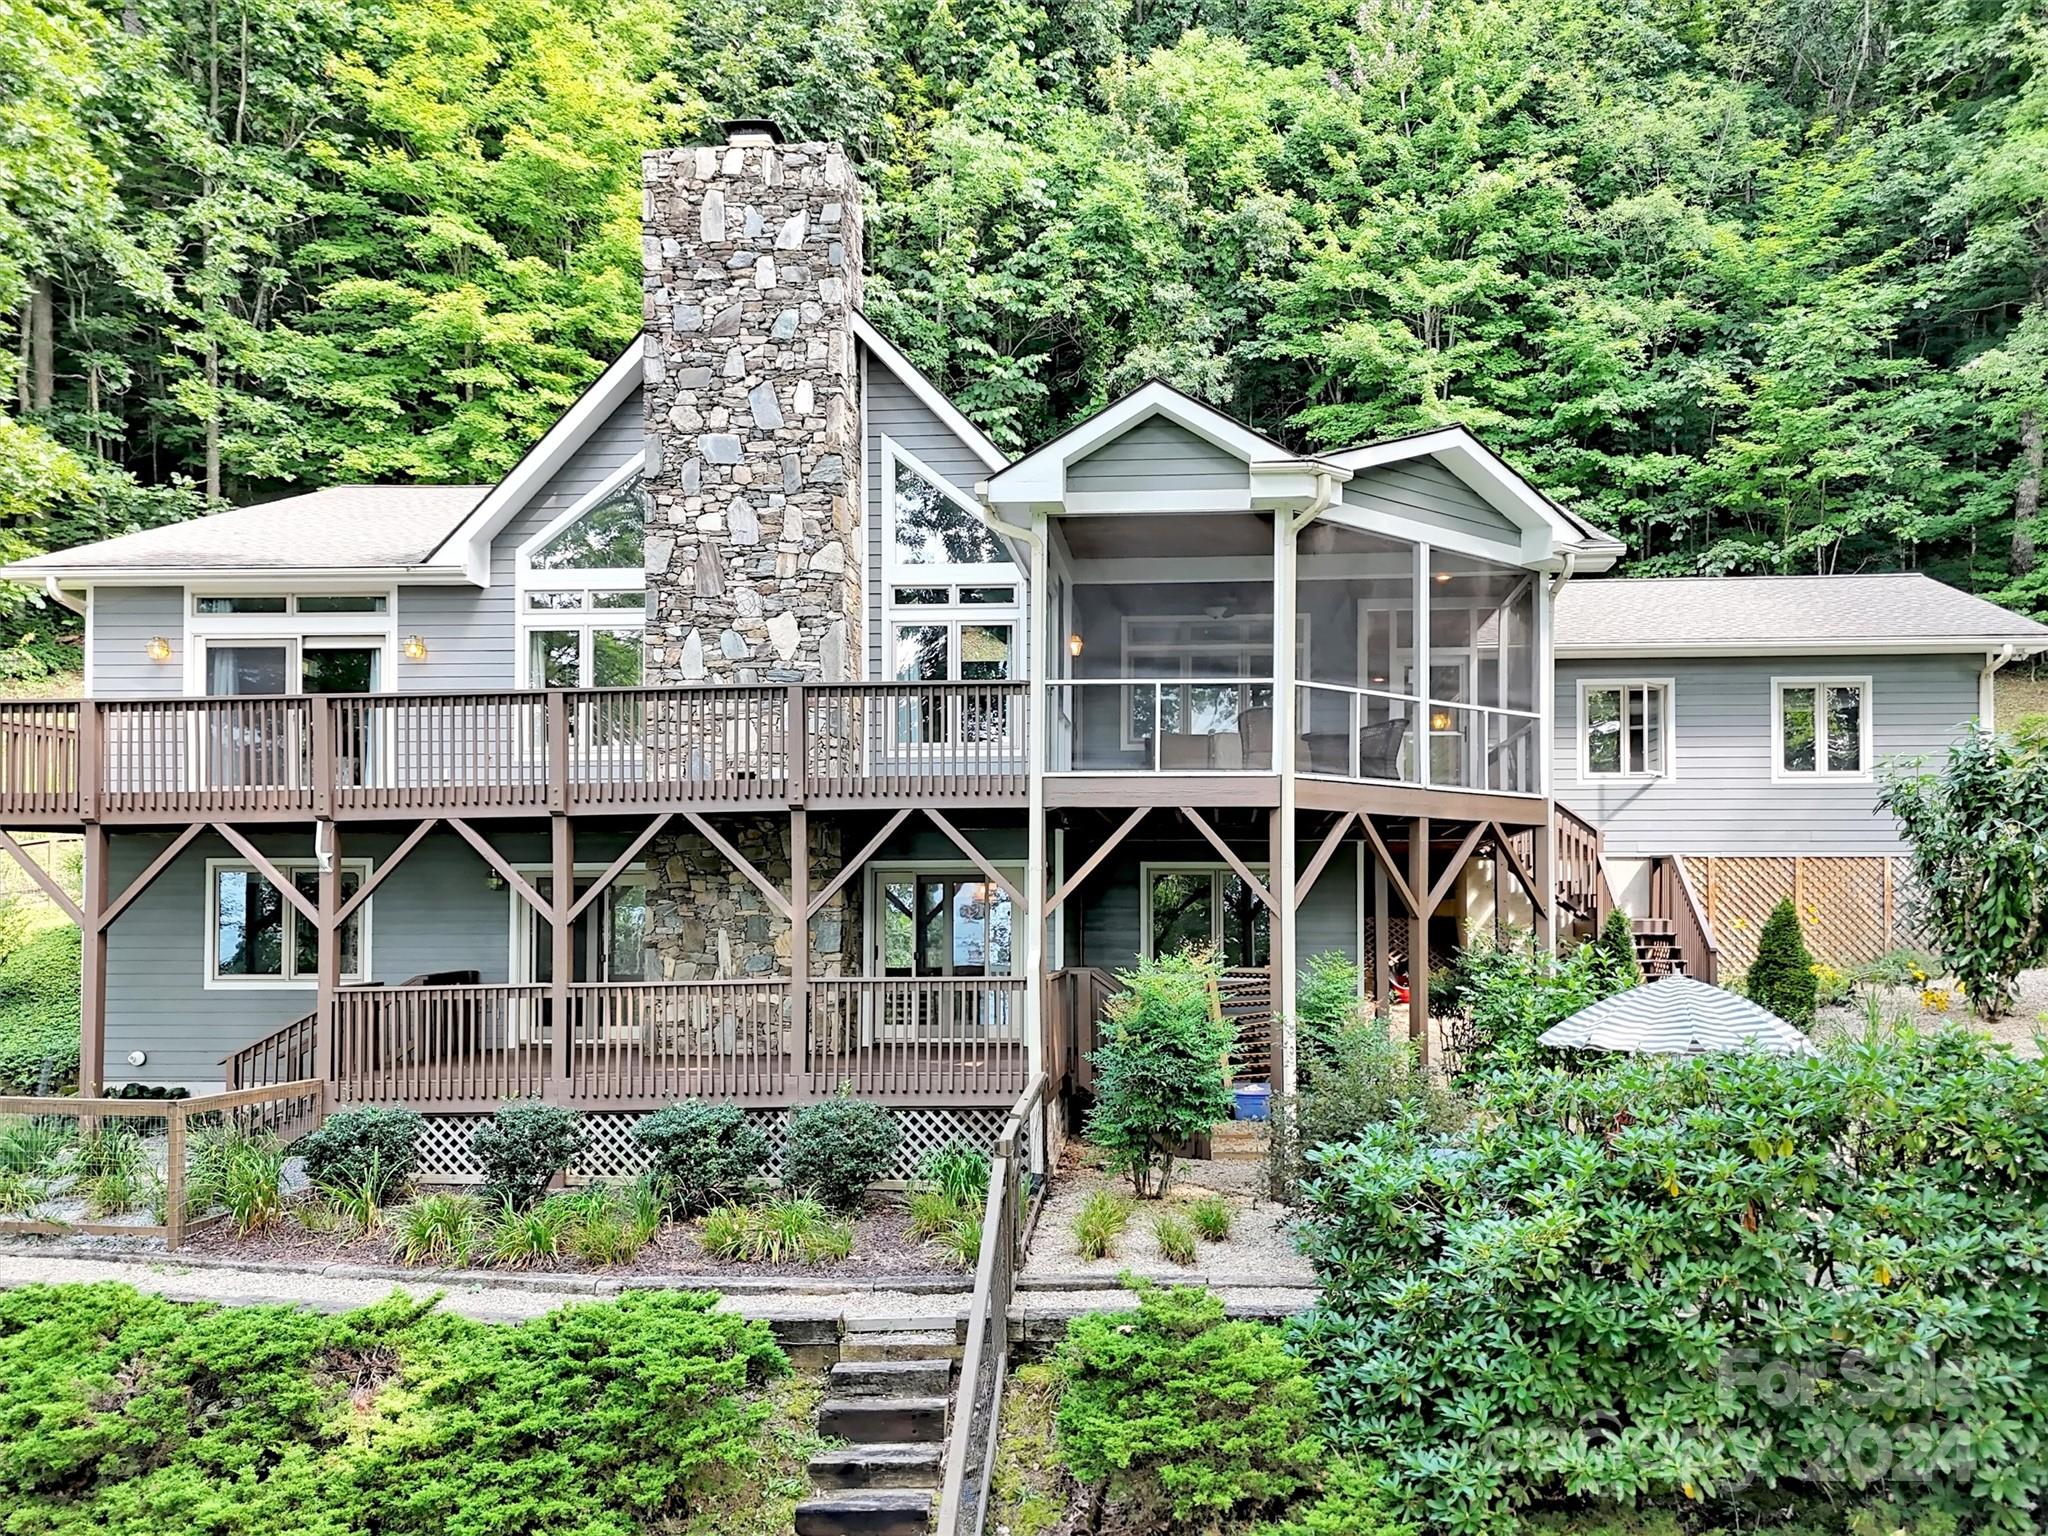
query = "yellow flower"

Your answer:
(1920, 988), (1951, 1013)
